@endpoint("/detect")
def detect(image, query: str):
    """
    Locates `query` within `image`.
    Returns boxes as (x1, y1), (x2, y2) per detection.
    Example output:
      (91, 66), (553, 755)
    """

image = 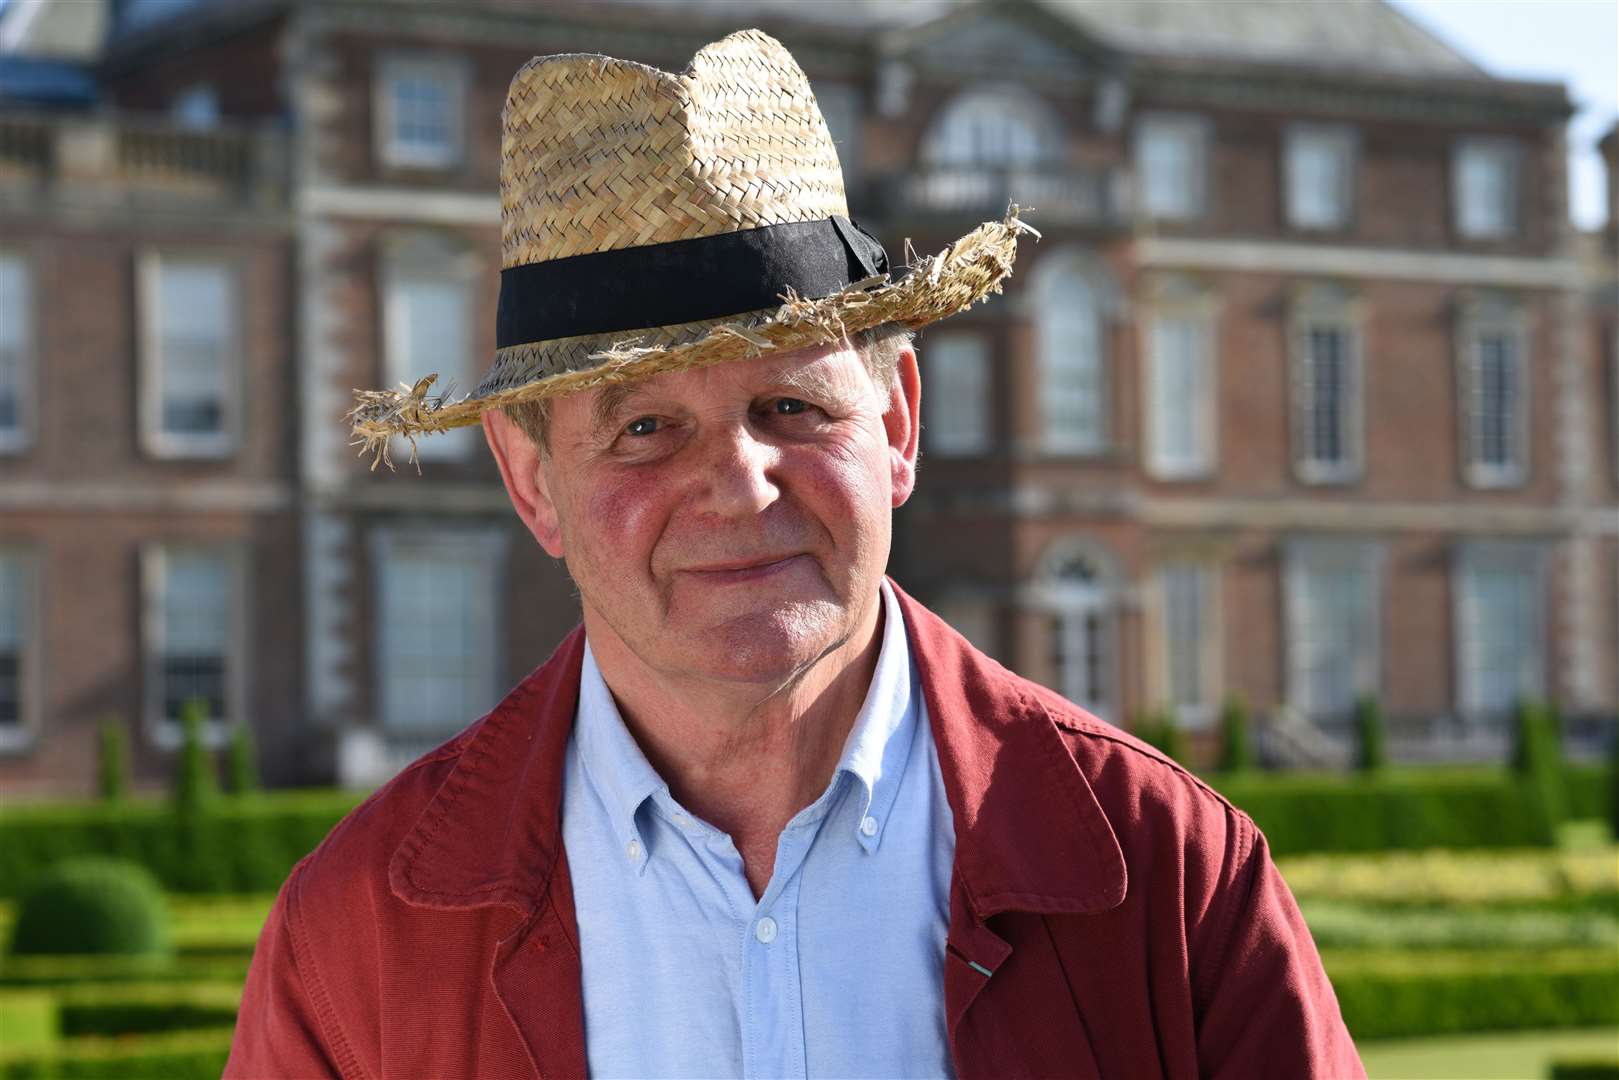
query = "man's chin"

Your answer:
(670, 601), (848, 687)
